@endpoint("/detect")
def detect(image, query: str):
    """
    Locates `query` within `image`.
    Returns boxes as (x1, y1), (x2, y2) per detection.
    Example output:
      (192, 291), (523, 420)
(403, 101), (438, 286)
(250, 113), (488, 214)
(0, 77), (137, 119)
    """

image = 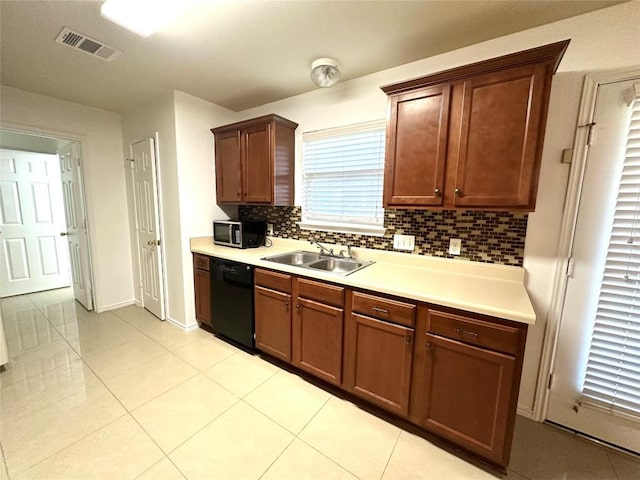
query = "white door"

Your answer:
(0, 149), (70, 296)
(131, 138), (165, 320)
(547, 78), (640, 452)
(58, 142), (93, 310)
